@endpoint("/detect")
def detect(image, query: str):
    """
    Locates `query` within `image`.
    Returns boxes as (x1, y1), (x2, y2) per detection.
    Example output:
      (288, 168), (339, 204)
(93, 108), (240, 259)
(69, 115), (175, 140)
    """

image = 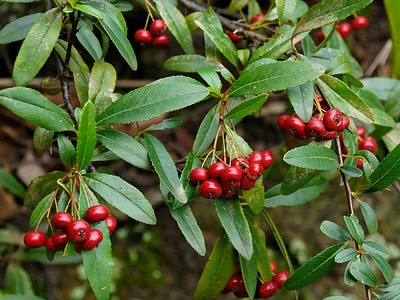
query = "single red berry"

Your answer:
(250, 13), (265, 24)
(82, 229), (103, 251)
(319, 130), (338, 140)
(85, 204), (109, 223)
(221, 166), (243, 184)
(208, 162), (228, 179)
(316, 30), (324, 43)
(189, 167), (209, 185)
(45, 237), (64, 252)
(258, 281), (278, 298)
(199, 180), (222, 199)
(153, 34), (169, 46)
(105, 215), (117, 234)
(67, 220), (91, 242)
(52, 232), (69, 247)
(270, 259), (277, 274)
(323, 108), (344, 131)
(240, 175), (256, 190)
(284, 116), (306, 137)
(305, 119), (326, 138)
(273, 270), (290, 289)
(248, 151), (263, 164)
(357, 158), (364, 169)
(337, 115), (350, 131)
(149, 19), (167, 36)
(352, 16), (369, 31)
(277, 114), (290, 128)
(231, 156), (249, 172)
(221, 183), (238, 199)
(246, 162), (264, 181)
(227, 31), (242, 43)
(337, 22), (352, 38)
(224, 272), (245, 293)
(357, 125), (366, 137)
(359, 136), (377, 153)
(134, 29), (153, 44)
(24, 231), (46, 248)
(261, 150), (274, 169)
(52, 212), (73, 228)
(342, 146), (349, 155)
